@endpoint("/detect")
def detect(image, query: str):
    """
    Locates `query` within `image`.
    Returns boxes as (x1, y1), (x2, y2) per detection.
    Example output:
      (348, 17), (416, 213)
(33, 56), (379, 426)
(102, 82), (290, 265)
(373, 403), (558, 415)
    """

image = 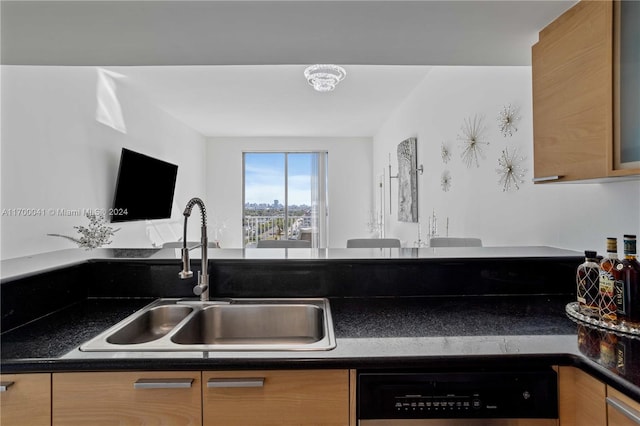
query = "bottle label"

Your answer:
(600, 275), (615, 294)
(624, 239), (637, 255)
(615, 279), (628, 315)
(599, 271), (618, 321)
